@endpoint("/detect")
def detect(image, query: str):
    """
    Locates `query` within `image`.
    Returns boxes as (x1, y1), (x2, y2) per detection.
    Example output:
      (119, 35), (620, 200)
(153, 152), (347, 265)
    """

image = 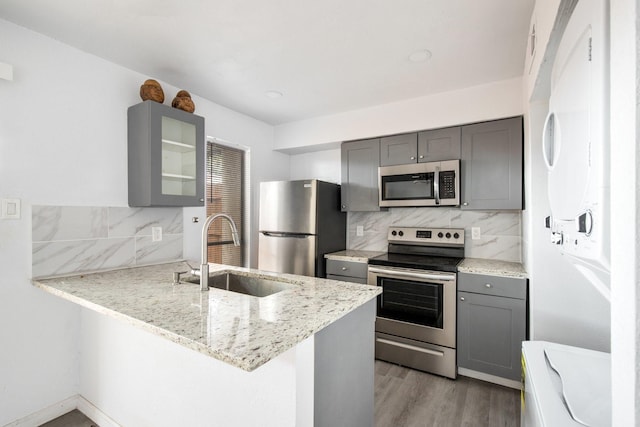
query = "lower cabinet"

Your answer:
(457, 272), (527, 382)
